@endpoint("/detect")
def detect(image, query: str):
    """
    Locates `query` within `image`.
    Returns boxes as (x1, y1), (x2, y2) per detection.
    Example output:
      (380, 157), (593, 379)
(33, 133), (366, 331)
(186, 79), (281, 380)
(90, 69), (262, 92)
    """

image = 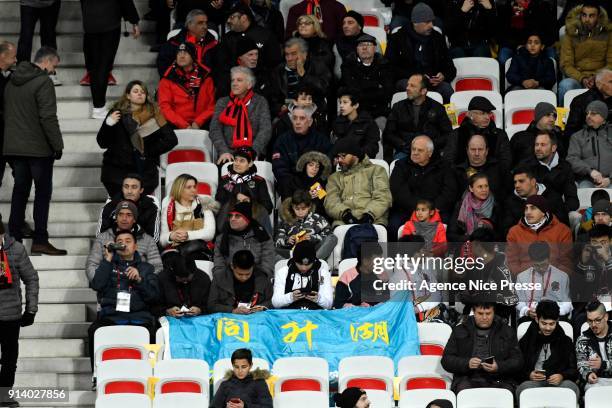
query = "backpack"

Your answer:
(341, 224), (379, 260)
